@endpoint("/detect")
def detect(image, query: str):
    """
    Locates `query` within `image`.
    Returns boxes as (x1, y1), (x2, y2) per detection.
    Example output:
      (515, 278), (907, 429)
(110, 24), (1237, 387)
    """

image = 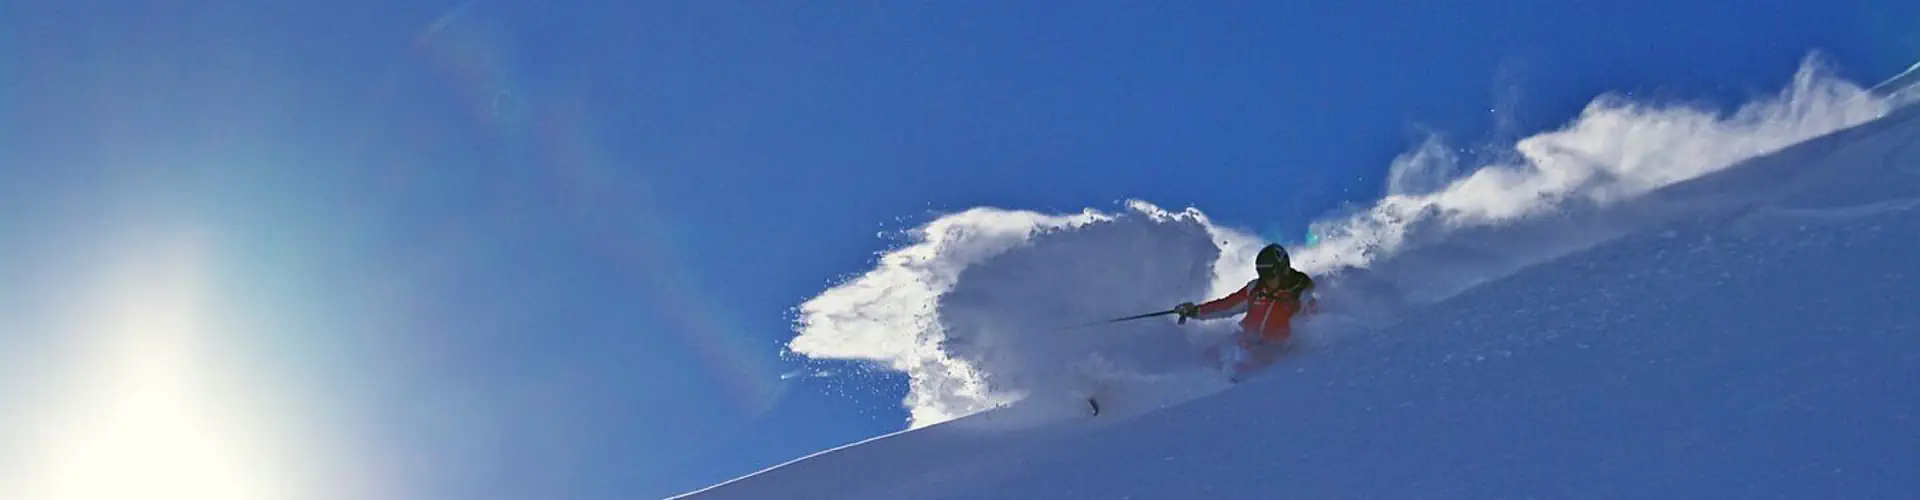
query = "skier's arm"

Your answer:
(1190, 287), (1251, 320)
